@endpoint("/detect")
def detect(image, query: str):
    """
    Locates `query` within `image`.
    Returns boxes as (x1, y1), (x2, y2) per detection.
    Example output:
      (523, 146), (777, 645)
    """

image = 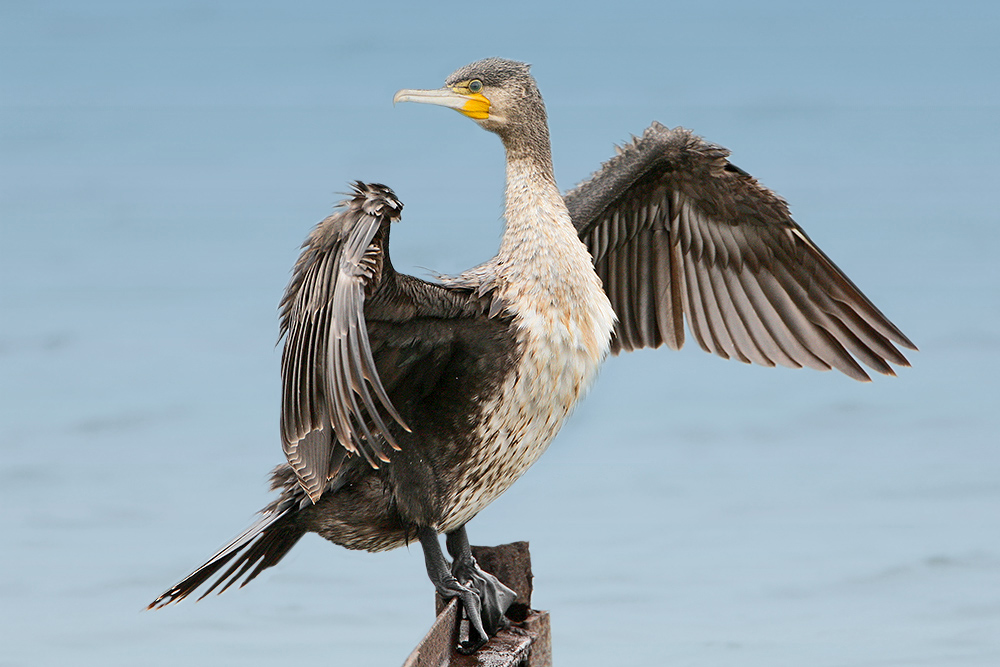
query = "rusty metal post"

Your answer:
(403, 541), (552, 667)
